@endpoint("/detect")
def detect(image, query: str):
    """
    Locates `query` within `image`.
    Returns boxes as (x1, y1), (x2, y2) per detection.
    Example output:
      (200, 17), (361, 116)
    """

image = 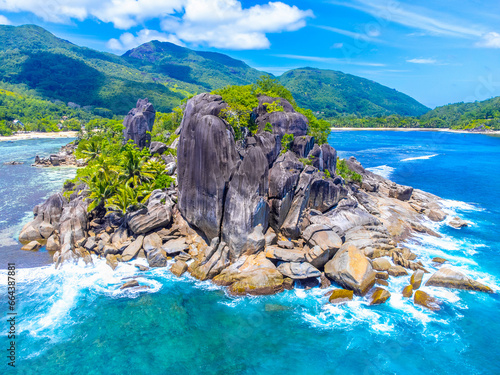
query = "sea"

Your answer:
(1, 131), (499, 375)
